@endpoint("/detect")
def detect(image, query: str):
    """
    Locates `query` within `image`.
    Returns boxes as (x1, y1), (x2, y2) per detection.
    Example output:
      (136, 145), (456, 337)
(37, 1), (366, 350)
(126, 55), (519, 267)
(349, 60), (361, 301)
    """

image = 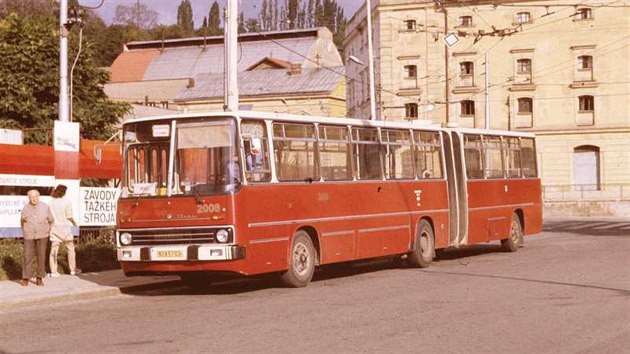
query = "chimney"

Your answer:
(289, 64), (302, 76)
